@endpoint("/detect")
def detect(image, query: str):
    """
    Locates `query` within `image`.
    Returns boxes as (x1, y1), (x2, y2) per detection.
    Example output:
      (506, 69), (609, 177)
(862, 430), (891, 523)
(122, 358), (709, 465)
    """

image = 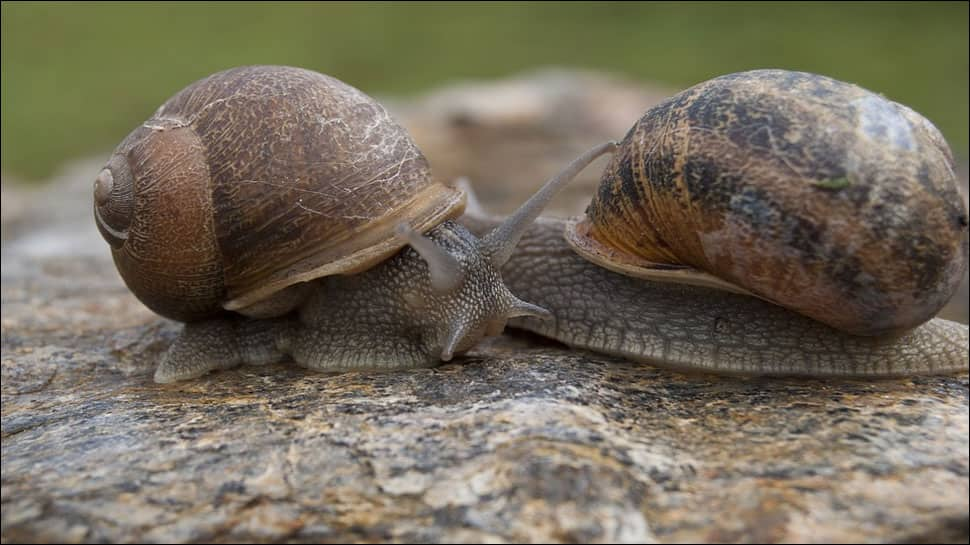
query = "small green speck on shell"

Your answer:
(813, 176), (852, 190)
